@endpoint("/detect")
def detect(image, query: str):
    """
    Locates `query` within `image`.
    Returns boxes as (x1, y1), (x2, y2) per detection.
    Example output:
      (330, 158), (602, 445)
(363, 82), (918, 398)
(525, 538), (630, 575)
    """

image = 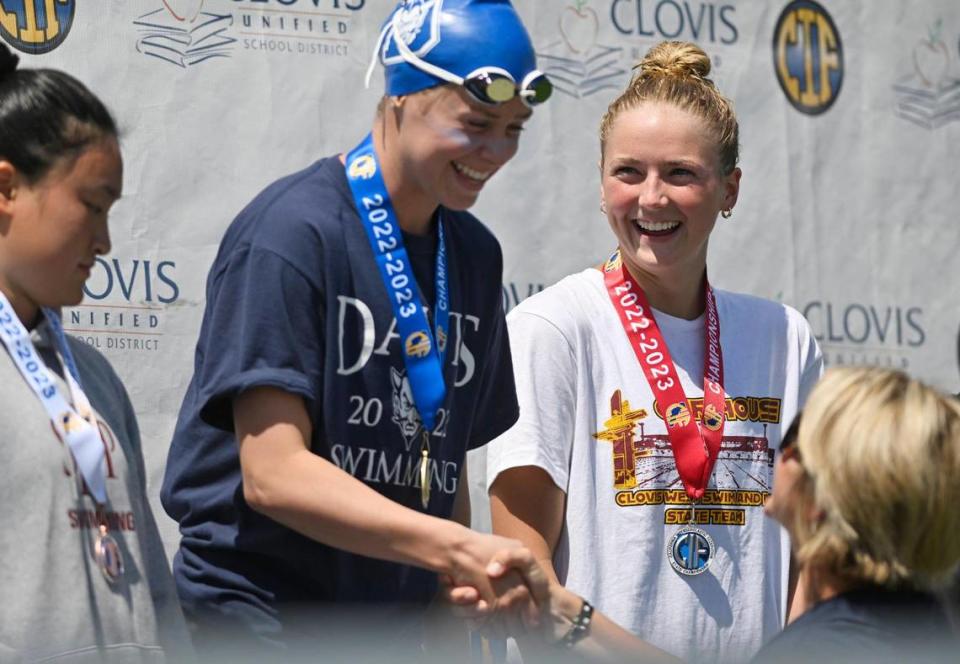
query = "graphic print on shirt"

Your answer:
(58, 413), (136, 534)
(337, 296), (480, 388)
(593, 389), (782, 526)
(391, 366), (422, 451)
